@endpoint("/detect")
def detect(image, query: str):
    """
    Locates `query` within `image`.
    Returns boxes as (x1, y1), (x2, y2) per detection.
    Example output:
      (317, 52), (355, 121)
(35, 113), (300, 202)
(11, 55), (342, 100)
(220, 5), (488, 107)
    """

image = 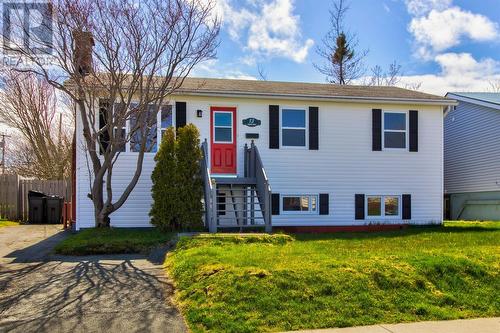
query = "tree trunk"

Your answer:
(96, 214), (111, 228)
(92, 178), (112, 228)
